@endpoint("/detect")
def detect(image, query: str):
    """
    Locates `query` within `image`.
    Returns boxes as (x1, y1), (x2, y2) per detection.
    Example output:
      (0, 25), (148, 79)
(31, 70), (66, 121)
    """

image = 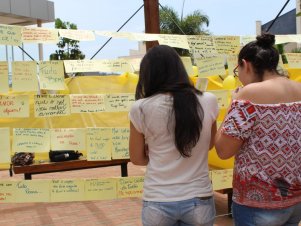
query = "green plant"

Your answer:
(276, 44), (288, 64)
(50, 18), (85, 77)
